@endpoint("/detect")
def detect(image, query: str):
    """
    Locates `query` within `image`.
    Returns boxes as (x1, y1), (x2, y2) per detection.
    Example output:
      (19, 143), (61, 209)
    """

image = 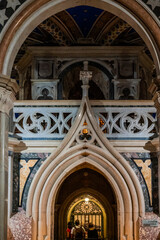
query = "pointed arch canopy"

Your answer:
(26, 97), (145, 240)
